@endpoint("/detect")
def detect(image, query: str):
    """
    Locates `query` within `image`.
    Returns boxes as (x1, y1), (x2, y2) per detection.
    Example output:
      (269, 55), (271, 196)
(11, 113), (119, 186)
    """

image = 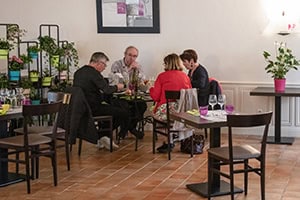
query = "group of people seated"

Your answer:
(72, 46), (211, 152)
